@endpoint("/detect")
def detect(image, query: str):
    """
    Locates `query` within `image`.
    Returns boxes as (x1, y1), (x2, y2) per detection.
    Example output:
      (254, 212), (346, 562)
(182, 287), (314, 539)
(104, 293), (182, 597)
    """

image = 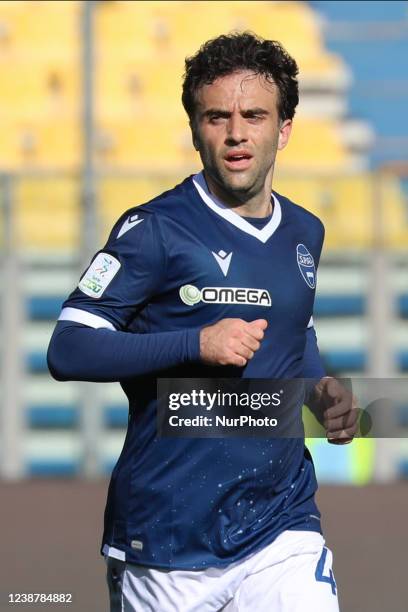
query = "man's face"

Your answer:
(191, 70), (292, 204)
